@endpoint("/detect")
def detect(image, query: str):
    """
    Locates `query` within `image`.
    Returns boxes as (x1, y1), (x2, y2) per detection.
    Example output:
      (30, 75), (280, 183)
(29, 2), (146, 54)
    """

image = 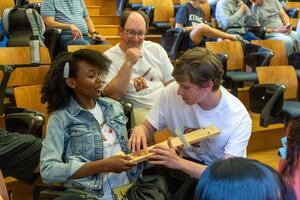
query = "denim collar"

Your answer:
(66, 97), (119, 120)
